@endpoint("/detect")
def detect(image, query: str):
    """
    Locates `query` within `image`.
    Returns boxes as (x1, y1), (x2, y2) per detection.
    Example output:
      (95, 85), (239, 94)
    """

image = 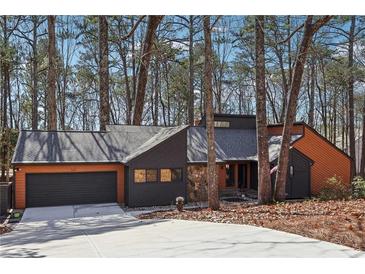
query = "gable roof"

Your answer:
(123, 125), (188, 162)
(187, 126), (302, 163)
(12, 125), (187, 164)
